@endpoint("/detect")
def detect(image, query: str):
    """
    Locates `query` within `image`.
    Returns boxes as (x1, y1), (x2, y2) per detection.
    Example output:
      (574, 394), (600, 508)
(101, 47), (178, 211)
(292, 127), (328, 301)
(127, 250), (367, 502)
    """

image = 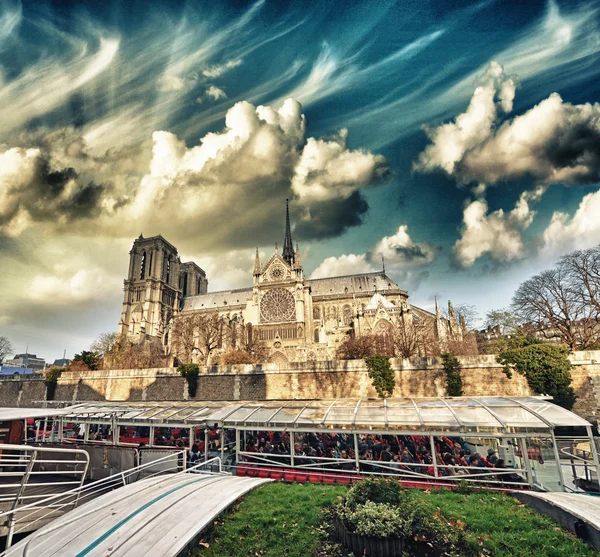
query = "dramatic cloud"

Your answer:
(310, 225), (439, 285)
(125, 98), (388, 250)
(415, 61), (516, 178)
(416, 61), (600, 187)
(372, 225), (440, 267)
(542, 189), (600, 254)
(452, 189), (543, 268)
(0, 99), (387, 248)
(0, 146), (108, 236)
